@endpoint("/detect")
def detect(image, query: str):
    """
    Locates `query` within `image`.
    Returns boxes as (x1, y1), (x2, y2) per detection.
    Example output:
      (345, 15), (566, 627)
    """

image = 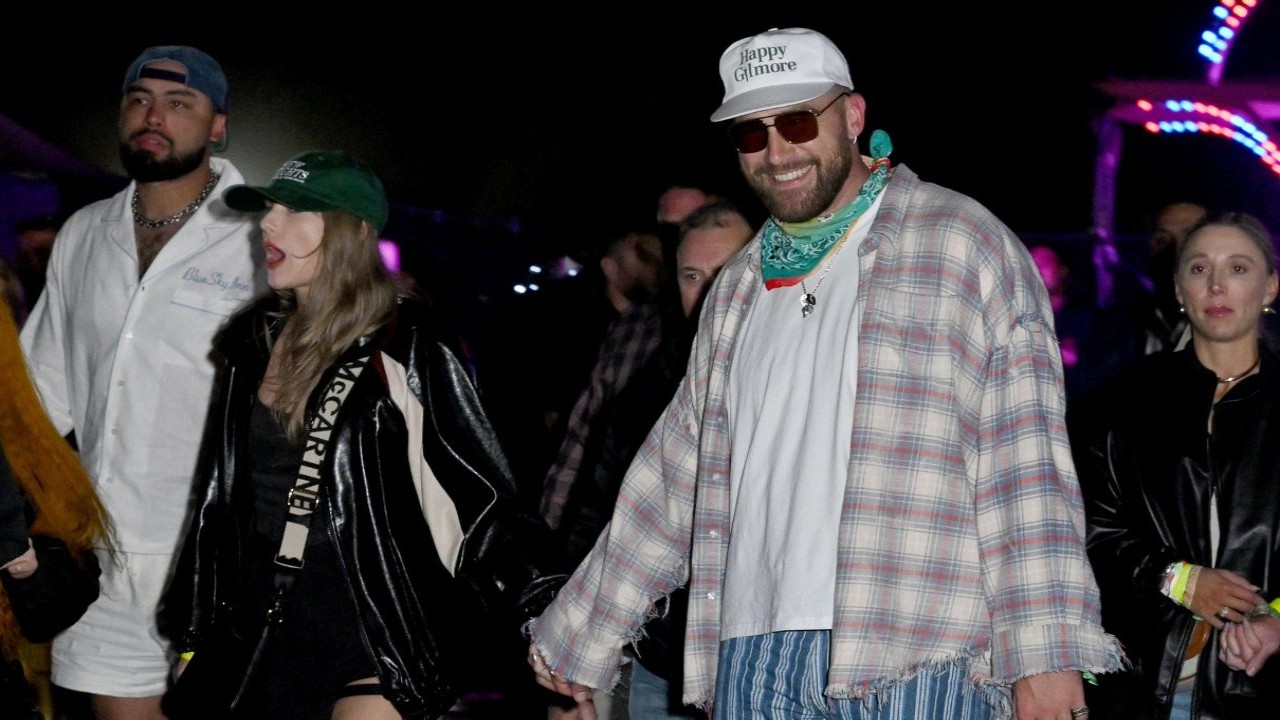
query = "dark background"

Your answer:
(1, 5), (1278, 467)
(4, 4), (1278, 240)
